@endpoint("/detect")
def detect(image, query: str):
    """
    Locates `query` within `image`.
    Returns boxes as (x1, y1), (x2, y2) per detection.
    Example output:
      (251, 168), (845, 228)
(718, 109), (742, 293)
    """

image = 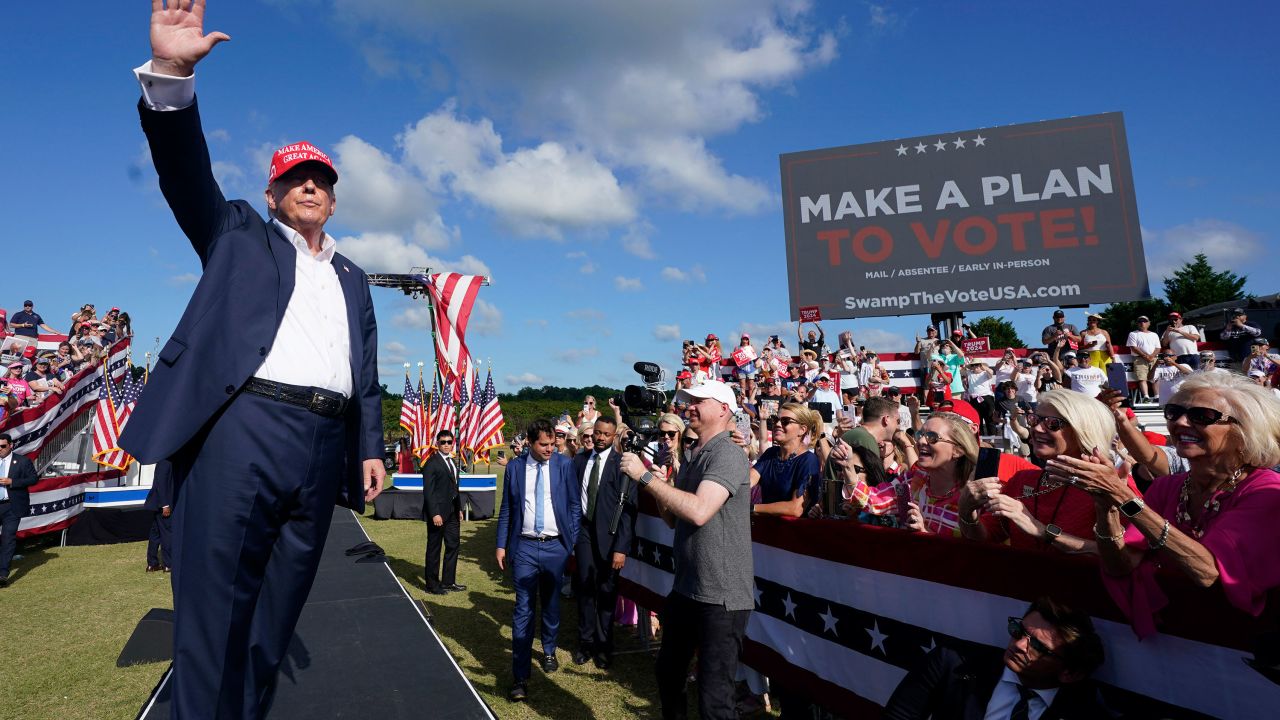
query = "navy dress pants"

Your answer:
(510, 538), (569, 683)
(168, 392), (346, 720)
(147, 512), (173, 568)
